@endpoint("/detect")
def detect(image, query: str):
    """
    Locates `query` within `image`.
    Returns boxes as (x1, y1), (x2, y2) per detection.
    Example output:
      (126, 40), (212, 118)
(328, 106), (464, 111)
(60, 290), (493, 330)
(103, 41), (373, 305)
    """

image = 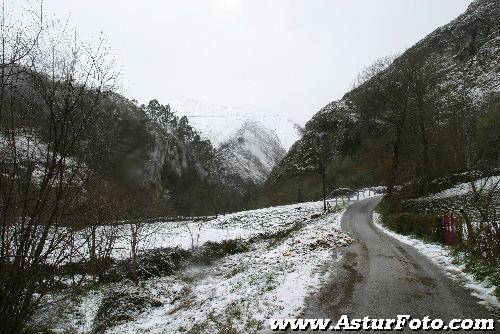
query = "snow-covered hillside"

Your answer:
(218, 121), (286, 186)
(270, 0), (500, 187)
(169, 99), (302, 151)
(422, 175), (500, 200)
(33, 199), (362, 334)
